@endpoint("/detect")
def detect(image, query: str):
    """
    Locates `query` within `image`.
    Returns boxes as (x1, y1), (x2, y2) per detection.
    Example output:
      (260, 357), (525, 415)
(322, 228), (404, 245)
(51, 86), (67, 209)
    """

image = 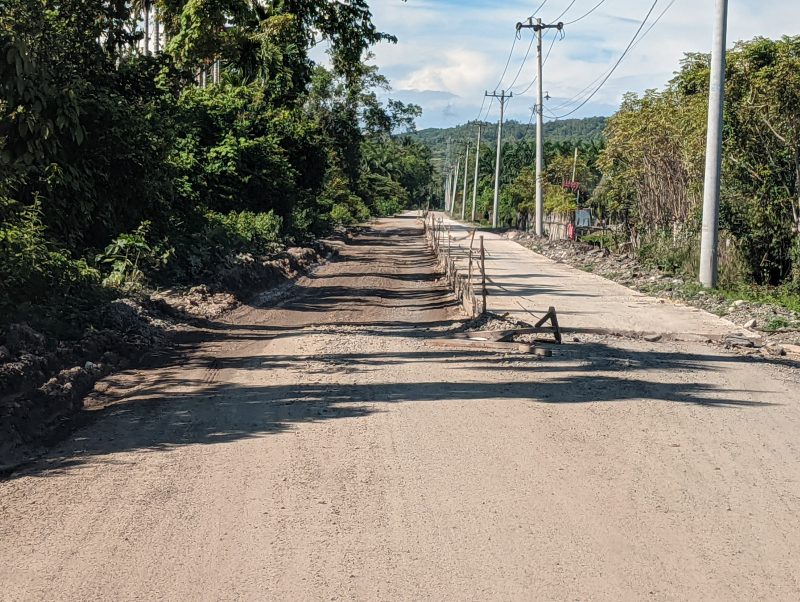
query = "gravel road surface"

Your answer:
(2, 216), (800, 601)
